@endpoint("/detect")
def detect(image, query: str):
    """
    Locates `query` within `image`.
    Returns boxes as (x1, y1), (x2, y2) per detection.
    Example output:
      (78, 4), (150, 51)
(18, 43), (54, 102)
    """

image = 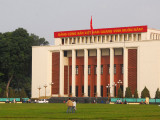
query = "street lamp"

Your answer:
(44, 84), (47, 98)
(114, 83), (117, 97)
(106, 84), (111, 101)
(117, 80), (122, 88)
(49, 82), (54, 97)
(37, 86), (41, 99)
